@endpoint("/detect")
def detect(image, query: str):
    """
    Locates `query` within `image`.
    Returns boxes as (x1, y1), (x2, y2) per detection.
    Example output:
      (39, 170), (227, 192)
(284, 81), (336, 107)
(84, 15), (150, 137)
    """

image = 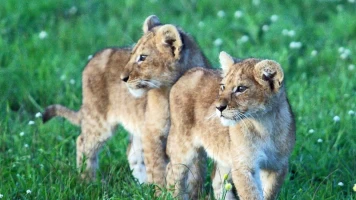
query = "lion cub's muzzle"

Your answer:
(215, 99), (238, 126)
(120, 71), (130, 83)
(215, 99), (228, 114)
(121, 72), (147, 98)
